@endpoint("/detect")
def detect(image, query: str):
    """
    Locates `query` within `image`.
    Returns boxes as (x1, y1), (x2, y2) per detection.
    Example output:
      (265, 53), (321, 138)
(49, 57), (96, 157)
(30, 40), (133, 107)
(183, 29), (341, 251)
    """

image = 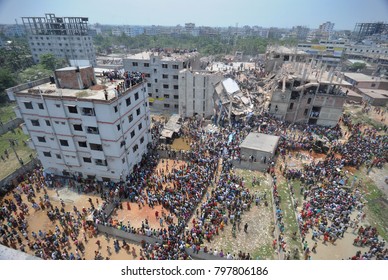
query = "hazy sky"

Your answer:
(0, 0), (387, 30)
